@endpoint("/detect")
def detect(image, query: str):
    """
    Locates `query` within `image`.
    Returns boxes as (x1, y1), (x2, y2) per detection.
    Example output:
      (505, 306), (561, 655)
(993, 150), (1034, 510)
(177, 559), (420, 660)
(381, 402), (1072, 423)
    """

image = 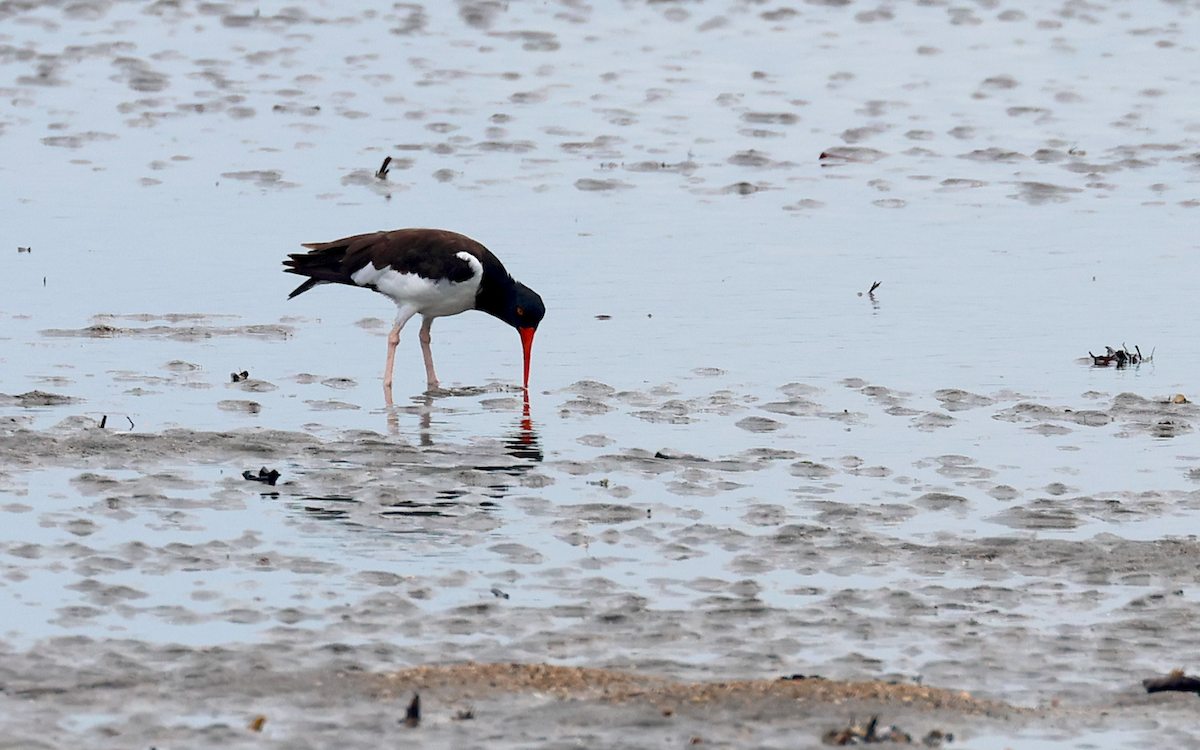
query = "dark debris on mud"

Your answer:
(1089, 344), (1153, 368)
(1144, 669), (1200, 695)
